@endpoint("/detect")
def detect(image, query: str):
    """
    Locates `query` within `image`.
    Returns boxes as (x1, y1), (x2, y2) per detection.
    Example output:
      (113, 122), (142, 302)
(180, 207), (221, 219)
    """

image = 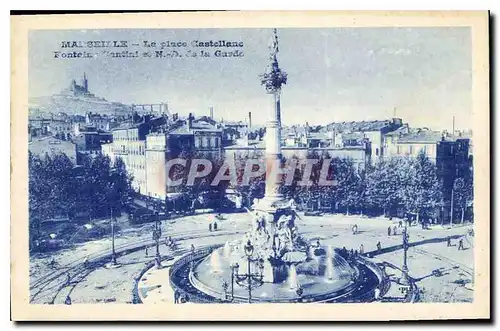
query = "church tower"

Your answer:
(82, 72), (88, 92)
